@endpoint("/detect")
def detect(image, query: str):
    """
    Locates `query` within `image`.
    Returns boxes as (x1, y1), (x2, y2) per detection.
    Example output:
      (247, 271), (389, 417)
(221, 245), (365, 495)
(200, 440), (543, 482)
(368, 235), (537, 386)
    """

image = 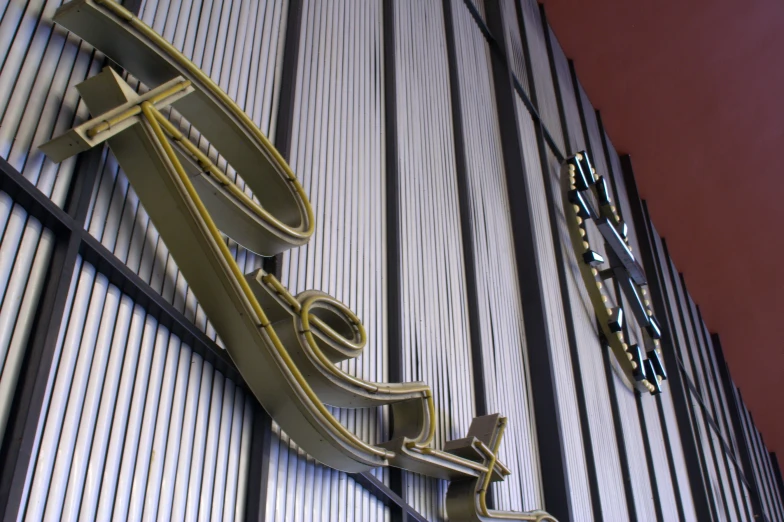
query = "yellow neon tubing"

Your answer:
(141, 102), (392, 460)
(262, 272), (436, 447)
(96, 0), (314, 242)
(86, 79), (192, 138)
(477, 417), (507, 517)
